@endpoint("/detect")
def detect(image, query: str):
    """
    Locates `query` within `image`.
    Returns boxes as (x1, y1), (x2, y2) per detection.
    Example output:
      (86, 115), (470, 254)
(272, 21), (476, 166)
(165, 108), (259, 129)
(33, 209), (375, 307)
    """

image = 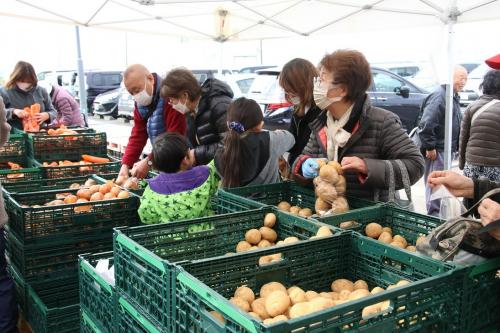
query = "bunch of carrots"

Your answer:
(42, 155), (110, 169)
(22, 103), (40, 132)
(47, 124), (78, 137)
